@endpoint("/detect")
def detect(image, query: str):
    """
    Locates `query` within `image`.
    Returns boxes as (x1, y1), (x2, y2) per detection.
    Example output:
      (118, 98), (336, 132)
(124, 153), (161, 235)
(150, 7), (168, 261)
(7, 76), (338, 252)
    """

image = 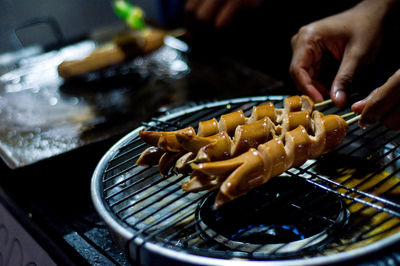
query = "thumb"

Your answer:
(331, 50), (362, 107)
